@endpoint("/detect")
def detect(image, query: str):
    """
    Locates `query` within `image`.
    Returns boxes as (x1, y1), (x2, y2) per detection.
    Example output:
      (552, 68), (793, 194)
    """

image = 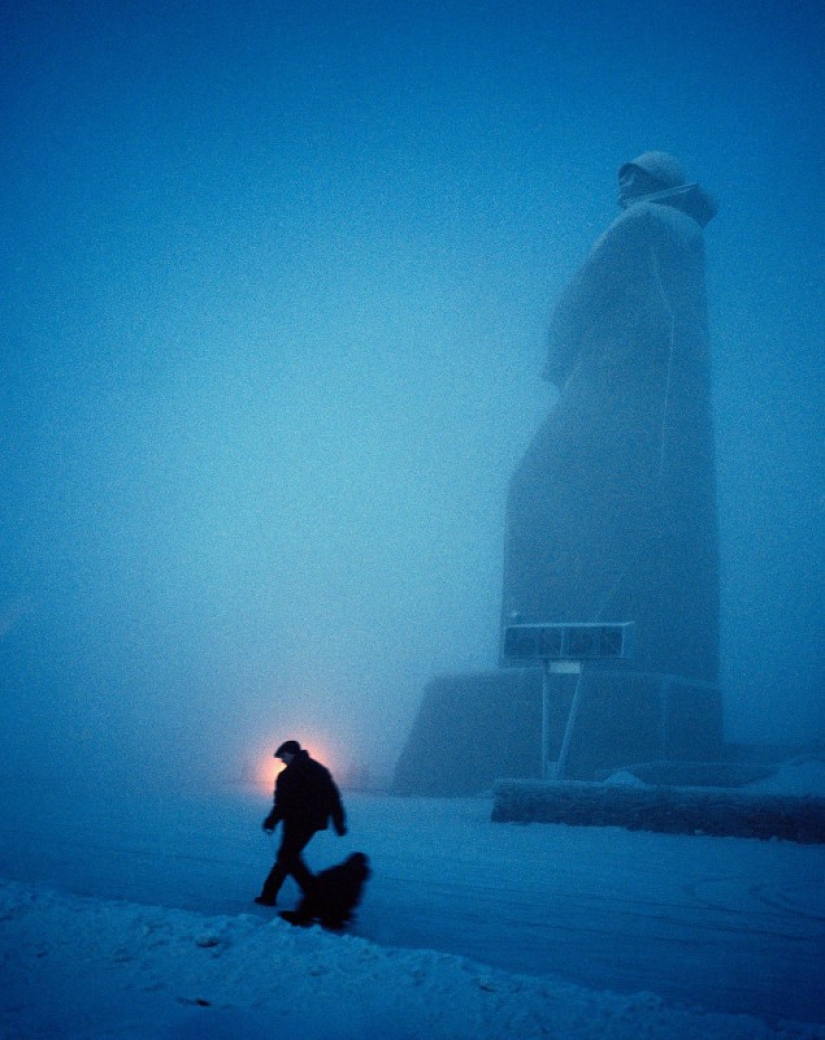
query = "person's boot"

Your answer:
(279, 909), (312, 926)
(254, 864), (285, 906)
